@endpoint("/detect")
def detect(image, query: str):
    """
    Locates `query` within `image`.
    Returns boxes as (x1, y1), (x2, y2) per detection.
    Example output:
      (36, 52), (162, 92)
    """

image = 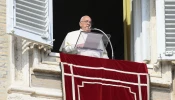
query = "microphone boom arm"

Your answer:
(91, 28), (114, 59)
